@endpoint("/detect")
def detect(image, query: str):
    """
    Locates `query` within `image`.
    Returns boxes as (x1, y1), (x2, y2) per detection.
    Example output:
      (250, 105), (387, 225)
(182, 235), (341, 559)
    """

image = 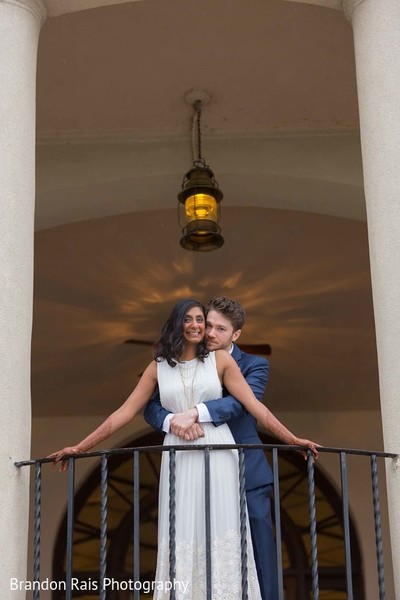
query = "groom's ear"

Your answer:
(232, 329), (242, 343)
